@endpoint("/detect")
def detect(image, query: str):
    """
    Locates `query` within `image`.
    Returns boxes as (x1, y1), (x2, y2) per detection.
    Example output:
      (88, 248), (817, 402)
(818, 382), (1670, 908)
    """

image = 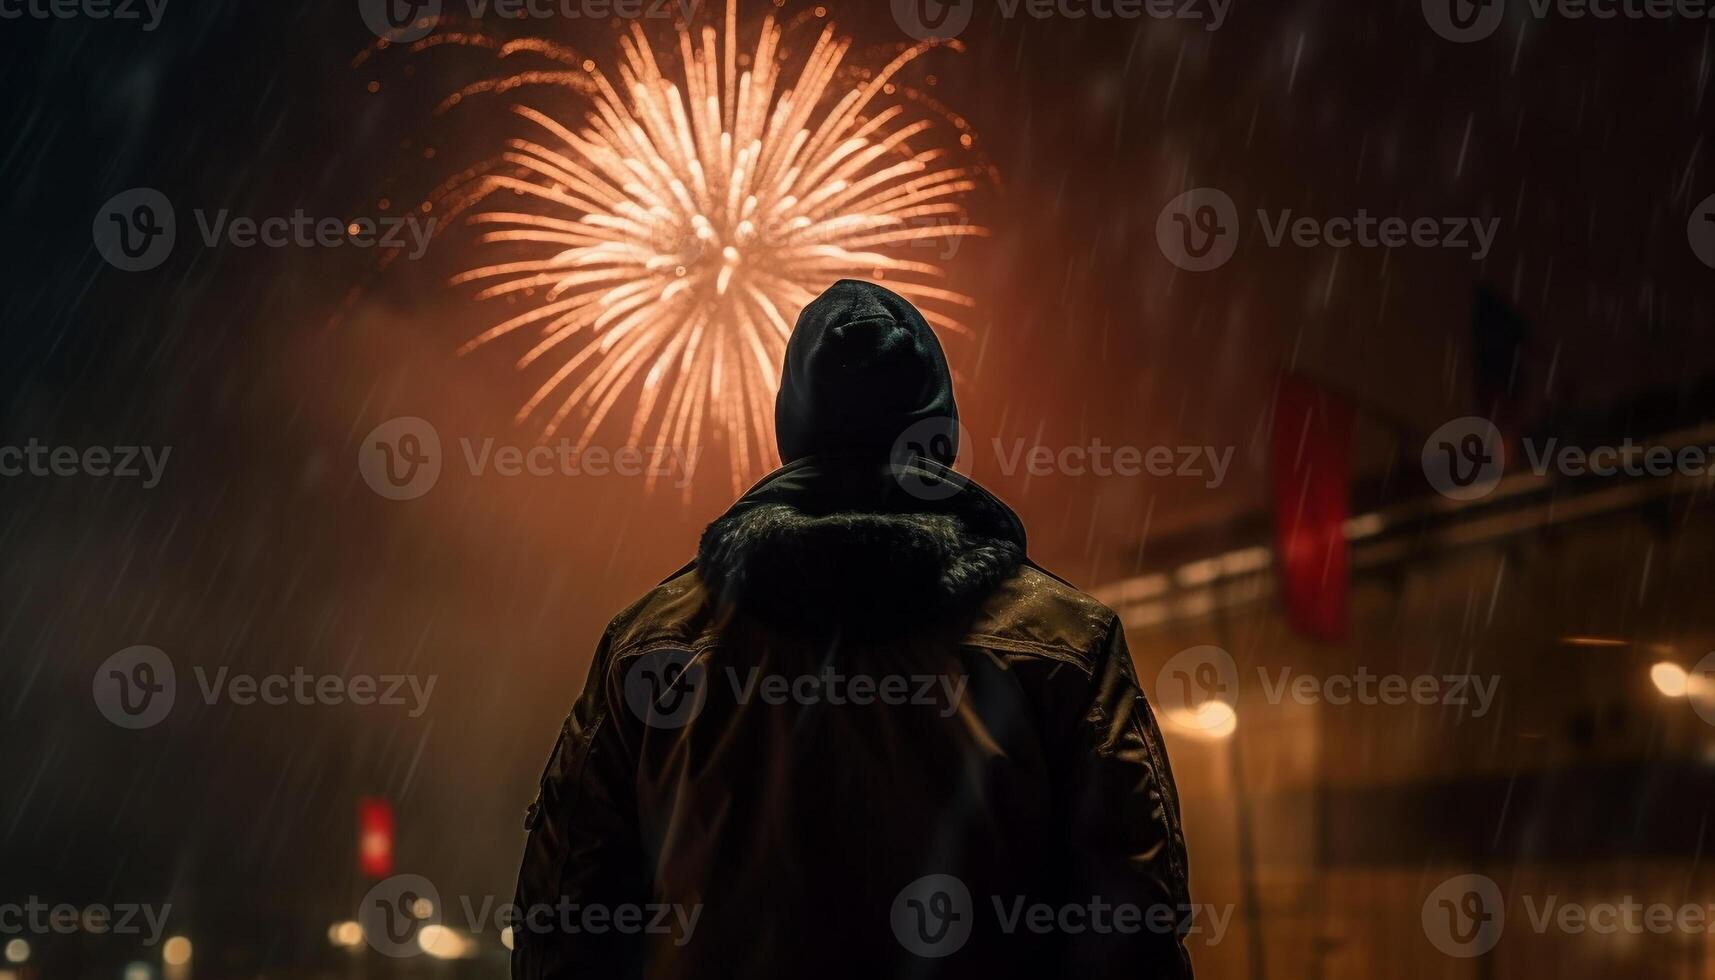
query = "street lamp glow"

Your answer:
(3, 940), (27, 964)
